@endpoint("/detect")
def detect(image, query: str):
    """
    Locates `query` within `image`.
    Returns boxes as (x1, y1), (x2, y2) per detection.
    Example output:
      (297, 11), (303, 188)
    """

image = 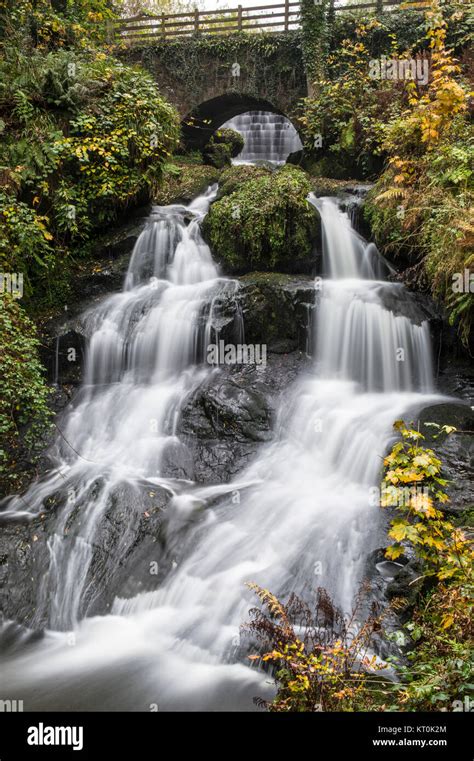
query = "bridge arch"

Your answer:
(182, 93), (300, 151)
